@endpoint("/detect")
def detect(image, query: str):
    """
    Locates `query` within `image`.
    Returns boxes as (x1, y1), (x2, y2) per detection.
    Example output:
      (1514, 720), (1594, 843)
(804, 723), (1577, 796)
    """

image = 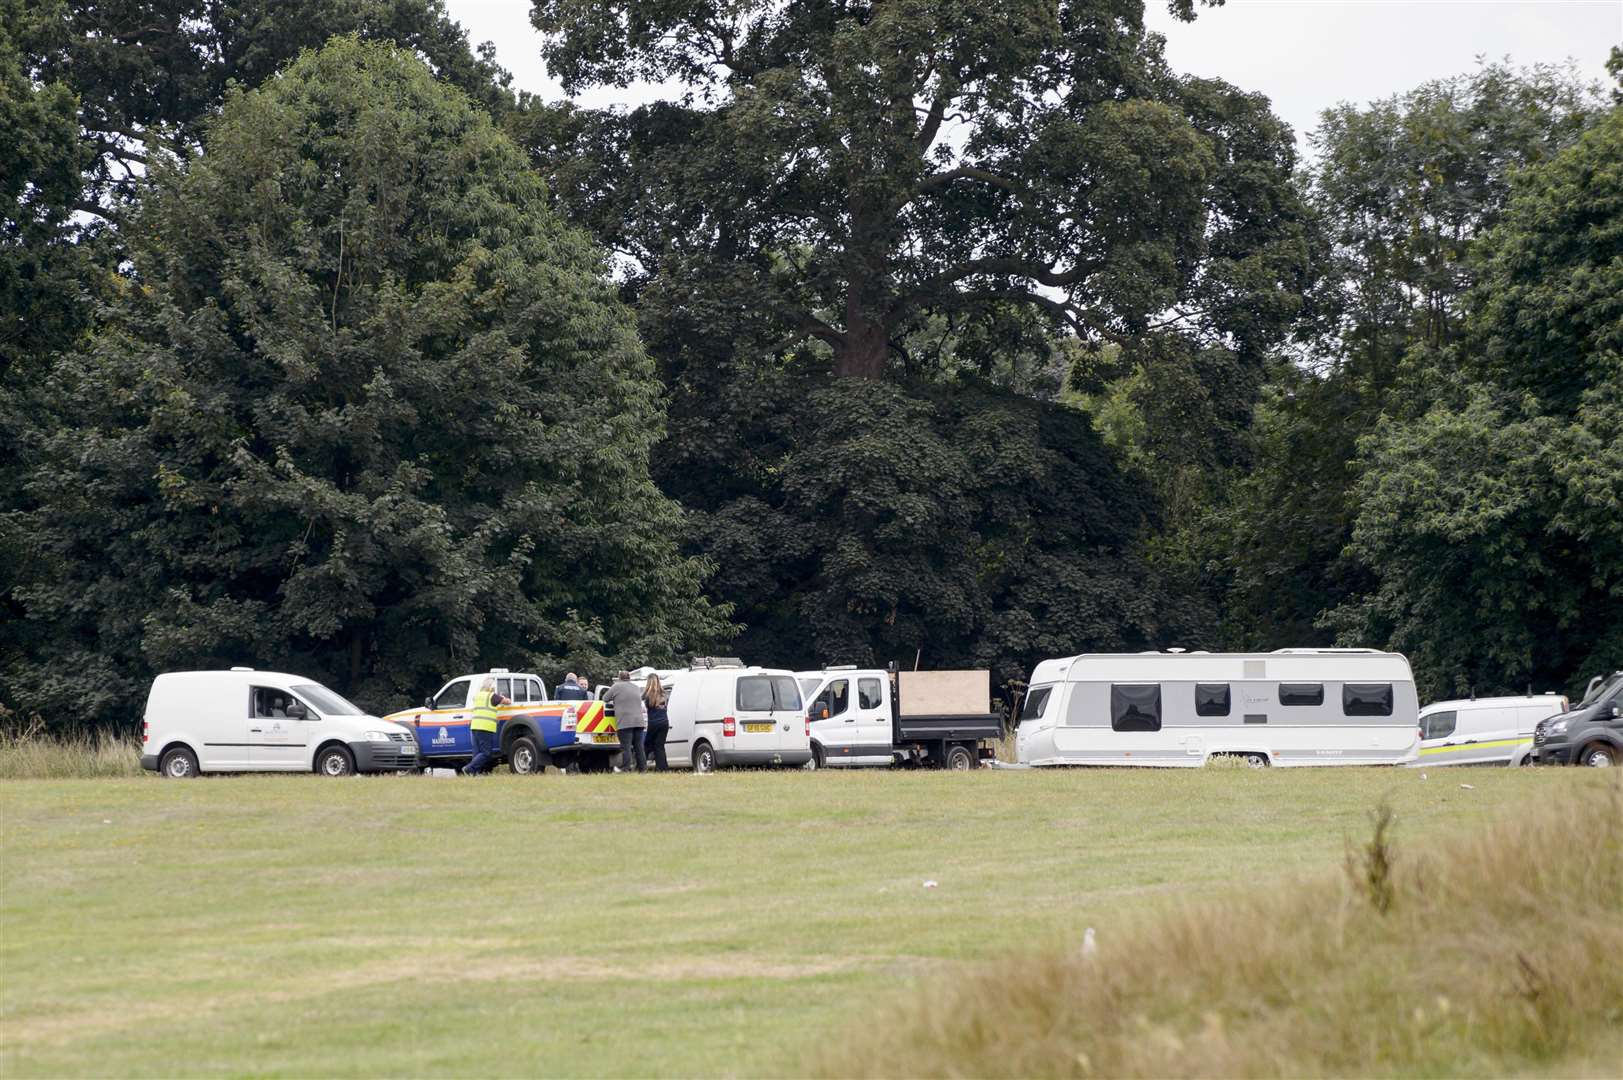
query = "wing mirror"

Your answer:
(1611, 703), (1620, 719)
(423, 695), (435, 710)
(286, 702), (308, 721)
